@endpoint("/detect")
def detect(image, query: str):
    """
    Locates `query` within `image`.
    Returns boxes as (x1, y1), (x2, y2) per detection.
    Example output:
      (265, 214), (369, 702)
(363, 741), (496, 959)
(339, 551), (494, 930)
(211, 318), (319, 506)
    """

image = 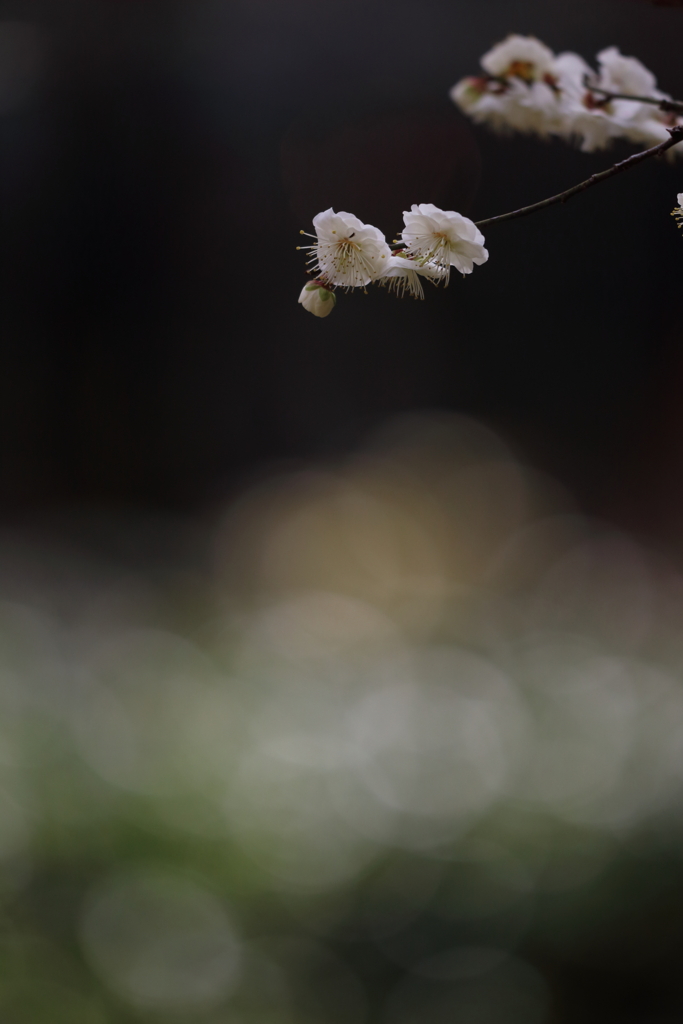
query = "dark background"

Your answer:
(3, 0), (683, 530)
